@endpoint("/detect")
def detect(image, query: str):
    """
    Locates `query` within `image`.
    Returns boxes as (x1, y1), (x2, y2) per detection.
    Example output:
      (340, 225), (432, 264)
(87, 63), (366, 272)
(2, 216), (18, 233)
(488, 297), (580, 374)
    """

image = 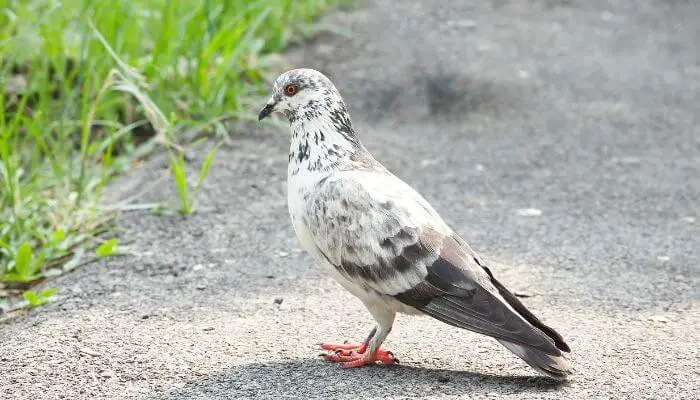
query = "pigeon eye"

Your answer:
(284, 84), (298, 96)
